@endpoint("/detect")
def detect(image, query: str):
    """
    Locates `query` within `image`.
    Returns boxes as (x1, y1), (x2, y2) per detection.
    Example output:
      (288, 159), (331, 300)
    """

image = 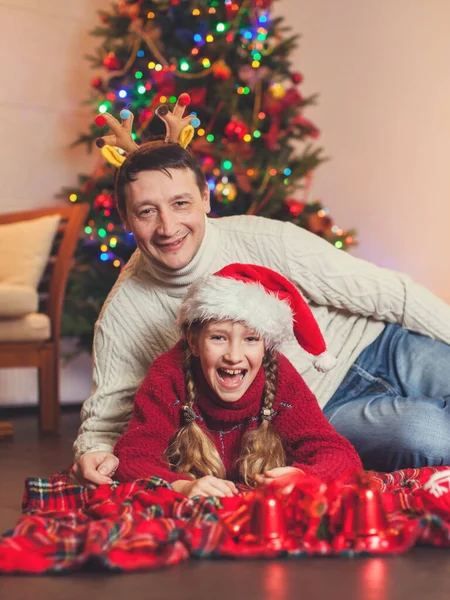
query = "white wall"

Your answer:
(0, 0), (109, 405)
(0, 0), (107, 211)
(275, 0), (450, 302)
(1, 0), (449, 405)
